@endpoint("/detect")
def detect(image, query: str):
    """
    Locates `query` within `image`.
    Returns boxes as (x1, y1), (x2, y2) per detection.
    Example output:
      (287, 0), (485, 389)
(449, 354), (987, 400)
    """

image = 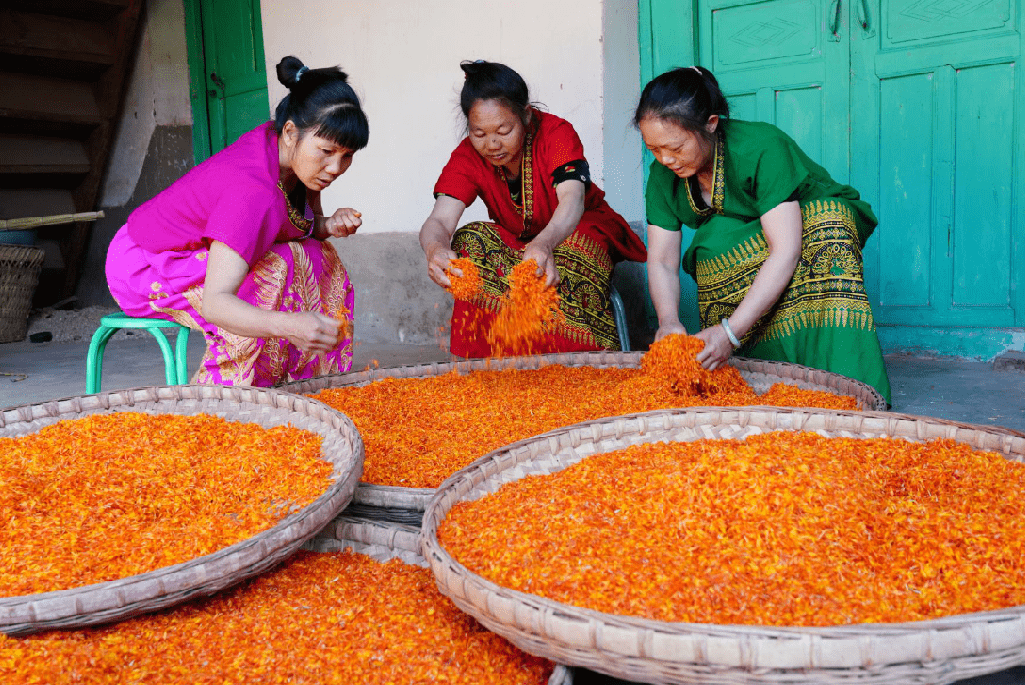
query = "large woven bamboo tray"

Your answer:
(306, 516), (573, 685)
(284, 351), (885, 523)
(0, 385), (364, 635)
(422, 407), (1025, 685)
